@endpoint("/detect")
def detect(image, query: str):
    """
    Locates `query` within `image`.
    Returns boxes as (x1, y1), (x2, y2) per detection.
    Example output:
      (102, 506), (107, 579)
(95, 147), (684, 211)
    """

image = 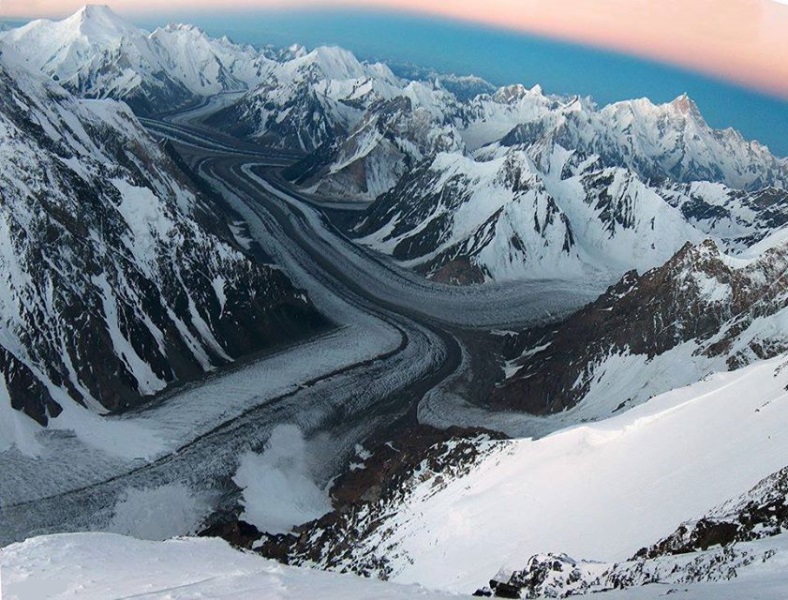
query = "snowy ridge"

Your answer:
(486, 535), (785, 598)
(353, 94), (788, 284)
(485, 465), (788, 598)
(496, 237), (788, 418)
(288, 77), (788, 200)
(6, 529), (788, 599)
(355, 147), (724, 283)
(492, 92), (788, 191)
(637, 466), (788, 560)
(0, 533), (456, 600)
(284, 85), (464, 199)
(209, 44), (414, 152)
(0, 5), (267, 114)
(266, 61), (788, 284)
(262, 355), (788, 594)
(0, 45), (321, 451)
